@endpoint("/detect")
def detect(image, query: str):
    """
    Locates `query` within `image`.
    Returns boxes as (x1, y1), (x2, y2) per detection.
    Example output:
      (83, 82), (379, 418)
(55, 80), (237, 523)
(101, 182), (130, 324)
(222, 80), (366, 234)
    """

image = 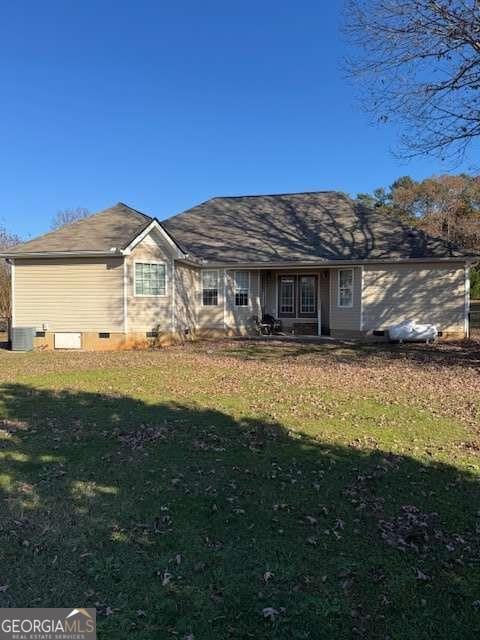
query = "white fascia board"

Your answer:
(0, 251), (121, 259)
